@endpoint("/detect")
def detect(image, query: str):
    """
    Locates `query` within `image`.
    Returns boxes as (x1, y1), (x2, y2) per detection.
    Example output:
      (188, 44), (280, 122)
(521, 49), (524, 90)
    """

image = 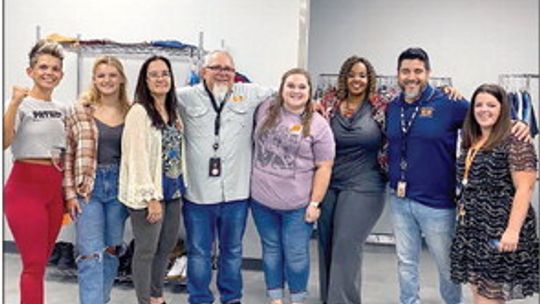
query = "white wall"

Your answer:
(308, 0), (539, 235)
(308, 0), (539, 99)
(3, 0), (303, 242)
